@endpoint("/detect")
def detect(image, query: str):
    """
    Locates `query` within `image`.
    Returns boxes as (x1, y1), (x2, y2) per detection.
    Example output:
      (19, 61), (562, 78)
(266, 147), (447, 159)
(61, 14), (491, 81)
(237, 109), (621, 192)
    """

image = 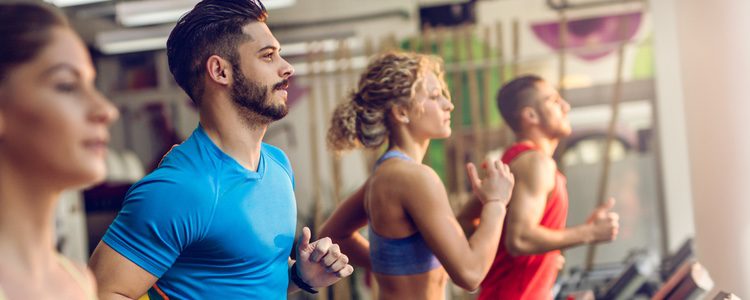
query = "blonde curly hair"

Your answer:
(327, 51), (449, 153)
